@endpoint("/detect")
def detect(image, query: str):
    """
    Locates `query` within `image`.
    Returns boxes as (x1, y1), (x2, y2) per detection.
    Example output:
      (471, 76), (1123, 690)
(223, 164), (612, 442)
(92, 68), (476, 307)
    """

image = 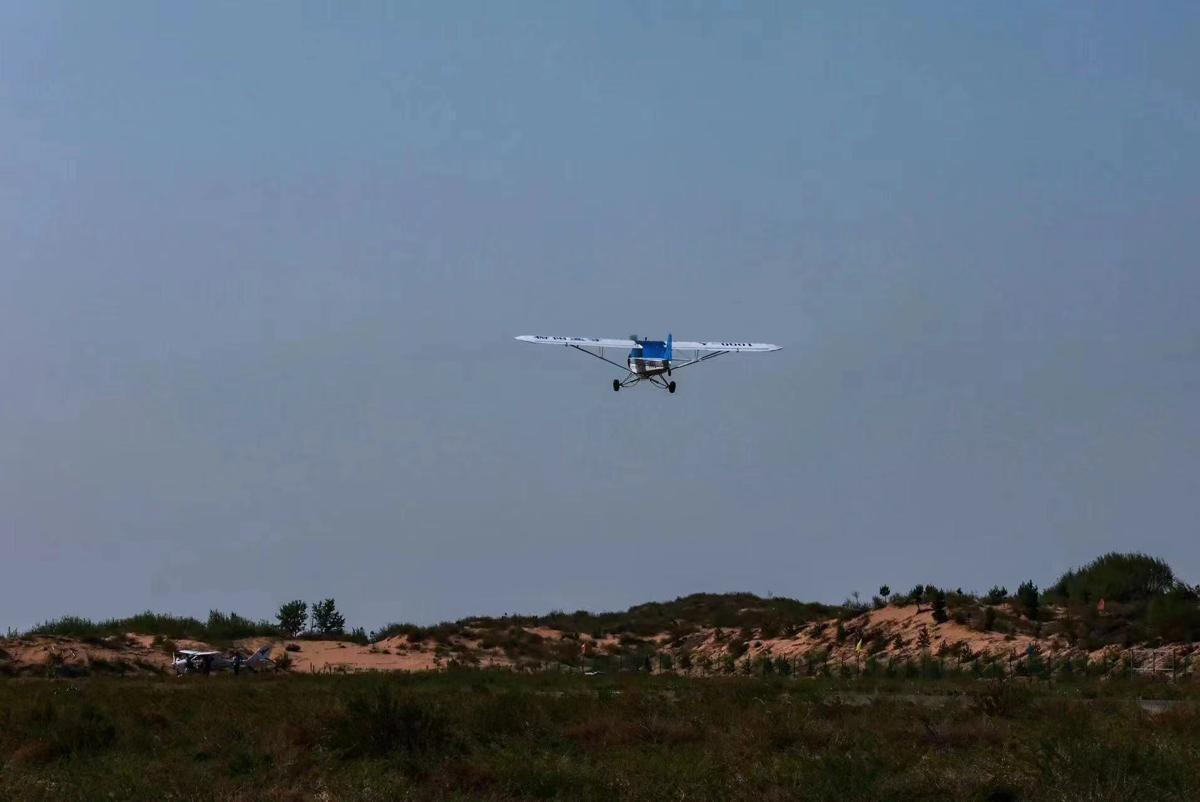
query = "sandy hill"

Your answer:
(5, 553), (1197, 677)
(2, 599), (1196, 678)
